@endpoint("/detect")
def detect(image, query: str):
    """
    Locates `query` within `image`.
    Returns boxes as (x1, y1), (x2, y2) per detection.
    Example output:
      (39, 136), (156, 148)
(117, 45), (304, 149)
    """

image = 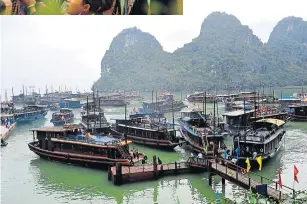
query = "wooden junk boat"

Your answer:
(50, 108), (74, 126)
(142, 92), (187, 113)
(179, 108), (231, 155)
(80, 106), (110, 134)
(233, 118), (286, 168)
(110, 112), (181, 150)
(28, 124), (145, 168)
